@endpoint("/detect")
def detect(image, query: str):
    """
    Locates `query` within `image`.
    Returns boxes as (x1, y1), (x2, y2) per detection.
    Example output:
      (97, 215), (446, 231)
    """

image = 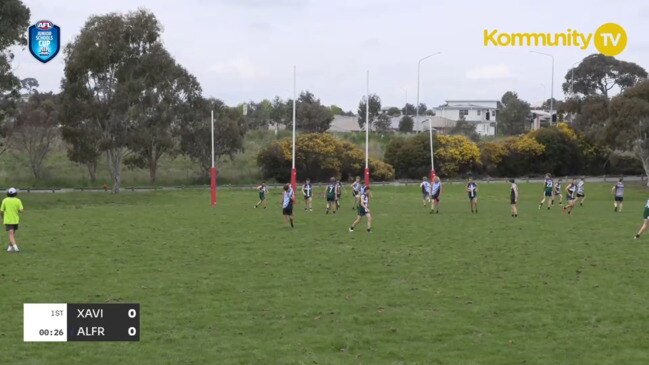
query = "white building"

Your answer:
(434, 100), (502, 136)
